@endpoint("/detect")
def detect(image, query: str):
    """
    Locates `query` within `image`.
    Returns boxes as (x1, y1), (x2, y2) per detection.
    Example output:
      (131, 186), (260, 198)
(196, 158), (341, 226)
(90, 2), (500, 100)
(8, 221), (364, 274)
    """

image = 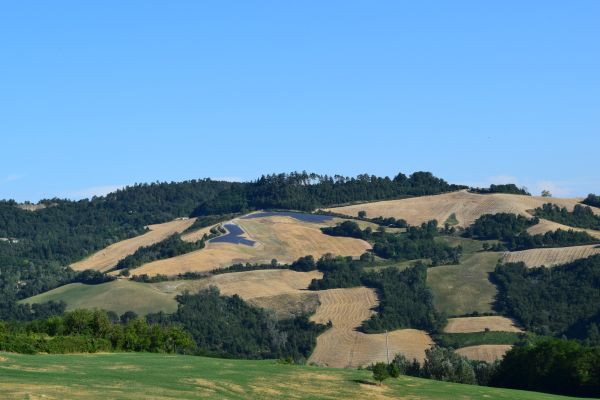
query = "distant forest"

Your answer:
(0, 171), (464, 320)
(469, 184), (530, 196)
